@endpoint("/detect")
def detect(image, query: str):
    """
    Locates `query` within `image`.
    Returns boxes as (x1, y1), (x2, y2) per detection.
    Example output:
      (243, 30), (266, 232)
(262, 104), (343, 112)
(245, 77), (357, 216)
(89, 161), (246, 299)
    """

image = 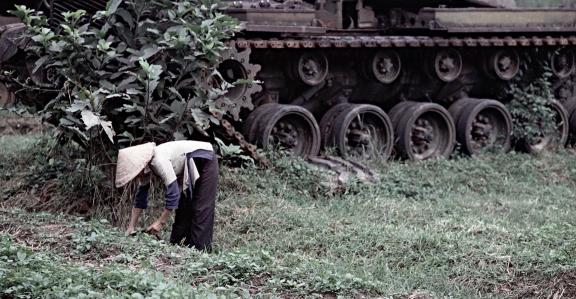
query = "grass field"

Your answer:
(1, 133), (576, 298)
